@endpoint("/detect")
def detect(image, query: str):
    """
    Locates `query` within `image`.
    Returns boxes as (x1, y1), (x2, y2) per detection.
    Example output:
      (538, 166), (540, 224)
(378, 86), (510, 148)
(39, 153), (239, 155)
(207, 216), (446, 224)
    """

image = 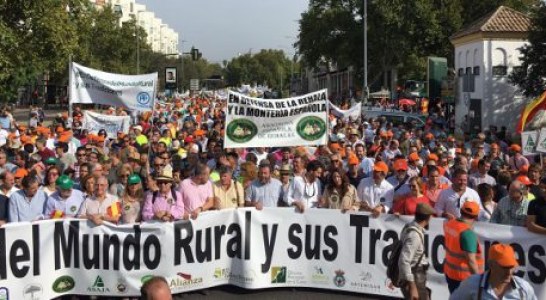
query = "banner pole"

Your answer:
(147, 75), (157, 158)
(68, 55), (73, 127)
